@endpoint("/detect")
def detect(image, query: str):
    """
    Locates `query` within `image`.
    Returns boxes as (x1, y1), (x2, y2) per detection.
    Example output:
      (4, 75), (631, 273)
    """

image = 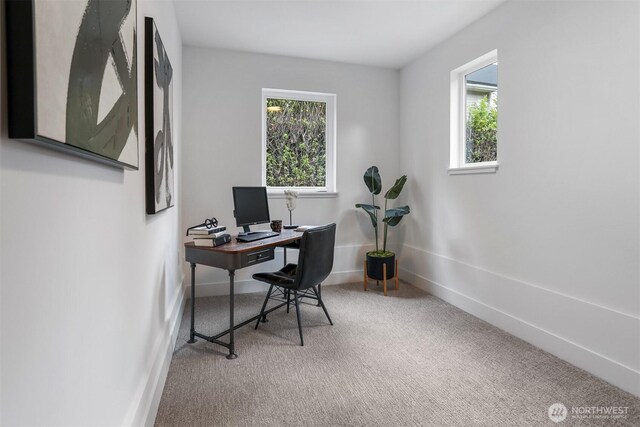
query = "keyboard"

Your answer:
(236, 231), (279, 242)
